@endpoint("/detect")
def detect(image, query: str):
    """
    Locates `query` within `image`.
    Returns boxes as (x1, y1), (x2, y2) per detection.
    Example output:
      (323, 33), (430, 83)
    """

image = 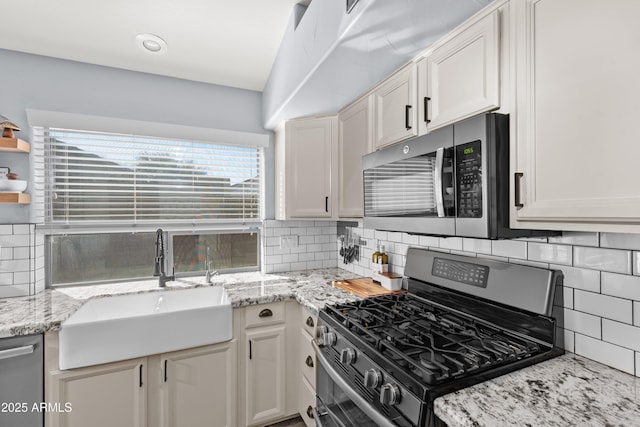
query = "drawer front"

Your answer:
(301, 306), (317, 337)
(244, 302), (286, 328)
(298, 376), (316, 427)
(300, 330), (316, 388)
